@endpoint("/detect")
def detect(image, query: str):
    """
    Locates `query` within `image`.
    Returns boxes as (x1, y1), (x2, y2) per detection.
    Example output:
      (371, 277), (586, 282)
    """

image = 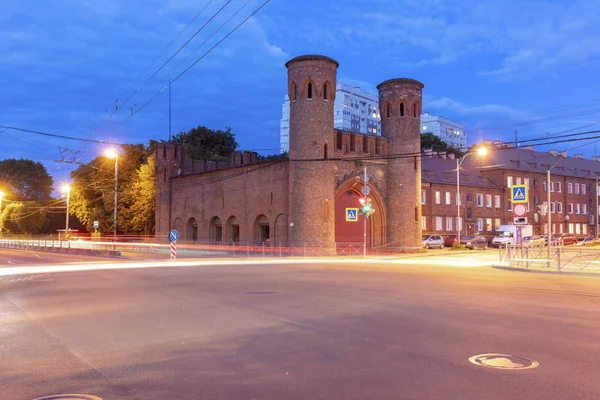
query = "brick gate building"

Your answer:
(155, 54), (424, 250)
